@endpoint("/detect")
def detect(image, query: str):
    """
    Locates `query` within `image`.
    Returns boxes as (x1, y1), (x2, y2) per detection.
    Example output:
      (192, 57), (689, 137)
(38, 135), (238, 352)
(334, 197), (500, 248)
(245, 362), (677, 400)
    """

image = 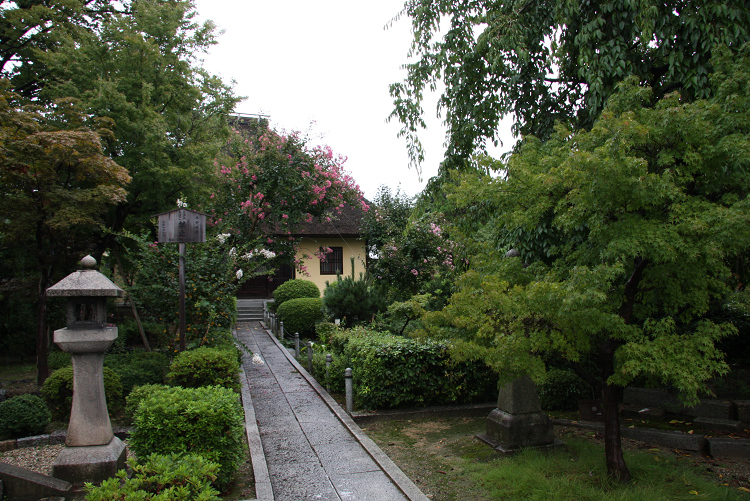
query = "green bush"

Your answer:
(272, 279), (320, 309)
(0, 394), (51, 439)
(276, 297), (325, 337)
(84, 453), (220, 501)
(538, 368), (593, 411)
(104, 350), (170, 396)
(322, 261), (386, 325)
(41, 366), (123, 420)
(129, 385), (244, 489)
(324, 327), (497, 409)
(47, 350), (72, 372)
(124, 383), (171, 418)
(167, 346), (240, 391)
